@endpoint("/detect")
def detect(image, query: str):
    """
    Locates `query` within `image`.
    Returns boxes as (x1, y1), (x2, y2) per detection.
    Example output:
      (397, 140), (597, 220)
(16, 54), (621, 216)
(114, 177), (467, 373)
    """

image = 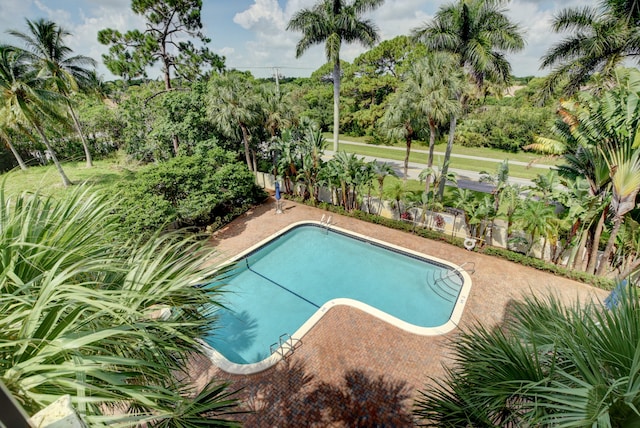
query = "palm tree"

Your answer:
(297, 125), (328, 202)
(0, 45), (71, 186)
(9, 19), (97, 167)
(379, 88), (422, 181)
(413, 0), (524, 198)
(207, 72), (262, 172)
(0, 186), (241, 425)
(540, 0), (640, 98)
(372, 161), (396, 196)
(287, 0), (384, 152)
(415, 287), (640, 426)
(513, 198), (557, 256)
(597, 141), (640, 275)
(259, 83), (297, 139)
(381, 52), (462, 189)
(413, 0), (524, 89)
(0, 112), (28, 170)
(408, 52), (462, 194)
